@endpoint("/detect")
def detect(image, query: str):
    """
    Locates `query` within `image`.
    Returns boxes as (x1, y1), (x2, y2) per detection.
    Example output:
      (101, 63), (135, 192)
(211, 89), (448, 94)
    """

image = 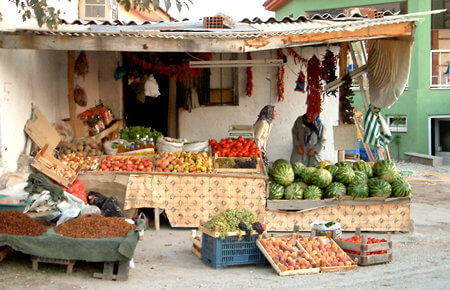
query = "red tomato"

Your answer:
(210, 139), (217, 145)
(226, 138), (233, 143)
